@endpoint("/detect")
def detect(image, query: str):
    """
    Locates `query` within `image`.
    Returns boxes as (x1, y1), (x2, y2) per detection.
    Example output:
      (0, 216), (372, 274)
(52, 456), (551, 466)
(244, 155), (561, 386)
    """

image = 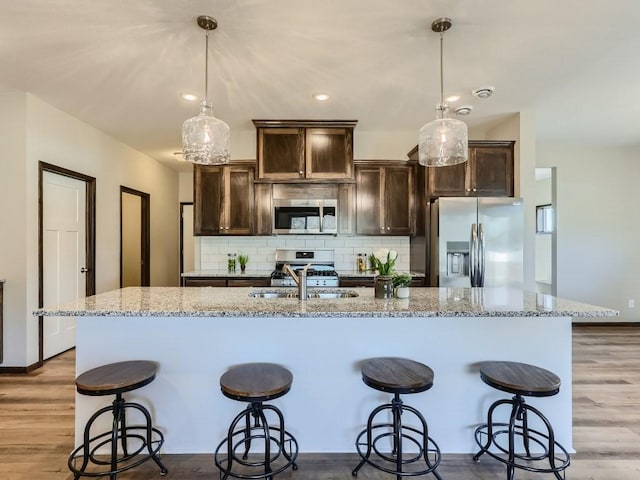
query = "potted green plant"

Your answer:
(238, 254), (249, 273)
(370, 249), (398, 299)
(392, 272), (412, 298)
